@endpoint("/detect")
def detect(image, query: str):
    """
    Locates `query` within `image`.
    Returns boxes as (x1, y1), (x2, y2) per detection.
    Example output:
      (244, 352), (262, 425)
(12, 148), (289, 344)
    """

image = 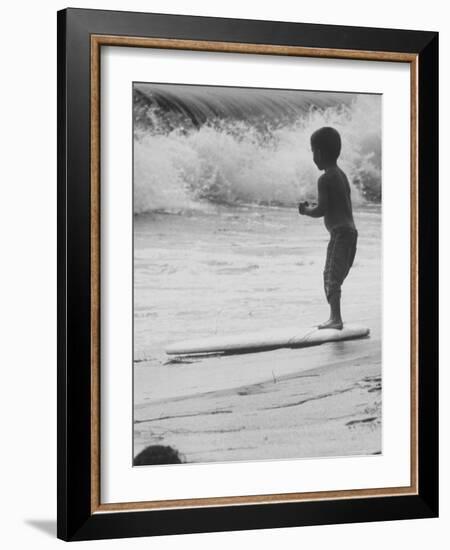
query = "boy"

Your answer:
(299, 126), (357, 330)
